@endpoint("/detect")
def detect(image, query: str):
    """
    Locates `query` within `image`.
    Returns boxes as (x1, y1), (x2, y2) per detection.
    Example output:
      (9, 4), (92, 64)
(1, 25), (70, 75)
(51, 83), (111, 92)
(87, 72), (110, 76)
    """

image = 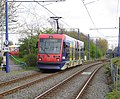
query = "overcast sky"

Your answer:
(47, 0), (119, 49)
(9, 0), (120, 49)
